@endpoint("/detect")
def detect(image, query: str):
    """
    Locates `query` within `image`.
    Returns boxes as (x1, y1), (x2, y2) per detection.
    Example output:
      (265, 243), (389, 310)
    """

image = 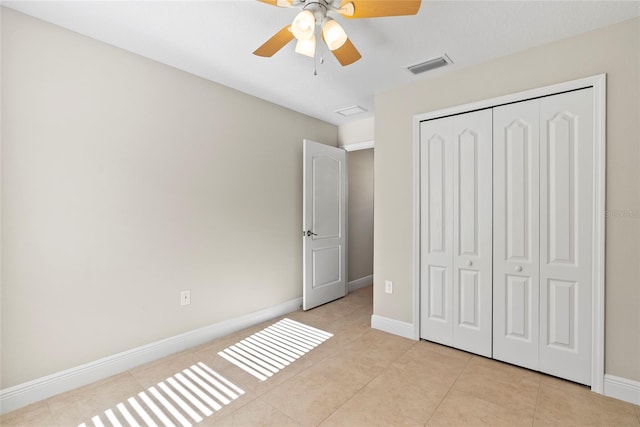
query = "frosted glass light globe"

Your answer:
(295, 34), (316, 57)
(292, 10), (315, 40)
(322, 18), (347, 51)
